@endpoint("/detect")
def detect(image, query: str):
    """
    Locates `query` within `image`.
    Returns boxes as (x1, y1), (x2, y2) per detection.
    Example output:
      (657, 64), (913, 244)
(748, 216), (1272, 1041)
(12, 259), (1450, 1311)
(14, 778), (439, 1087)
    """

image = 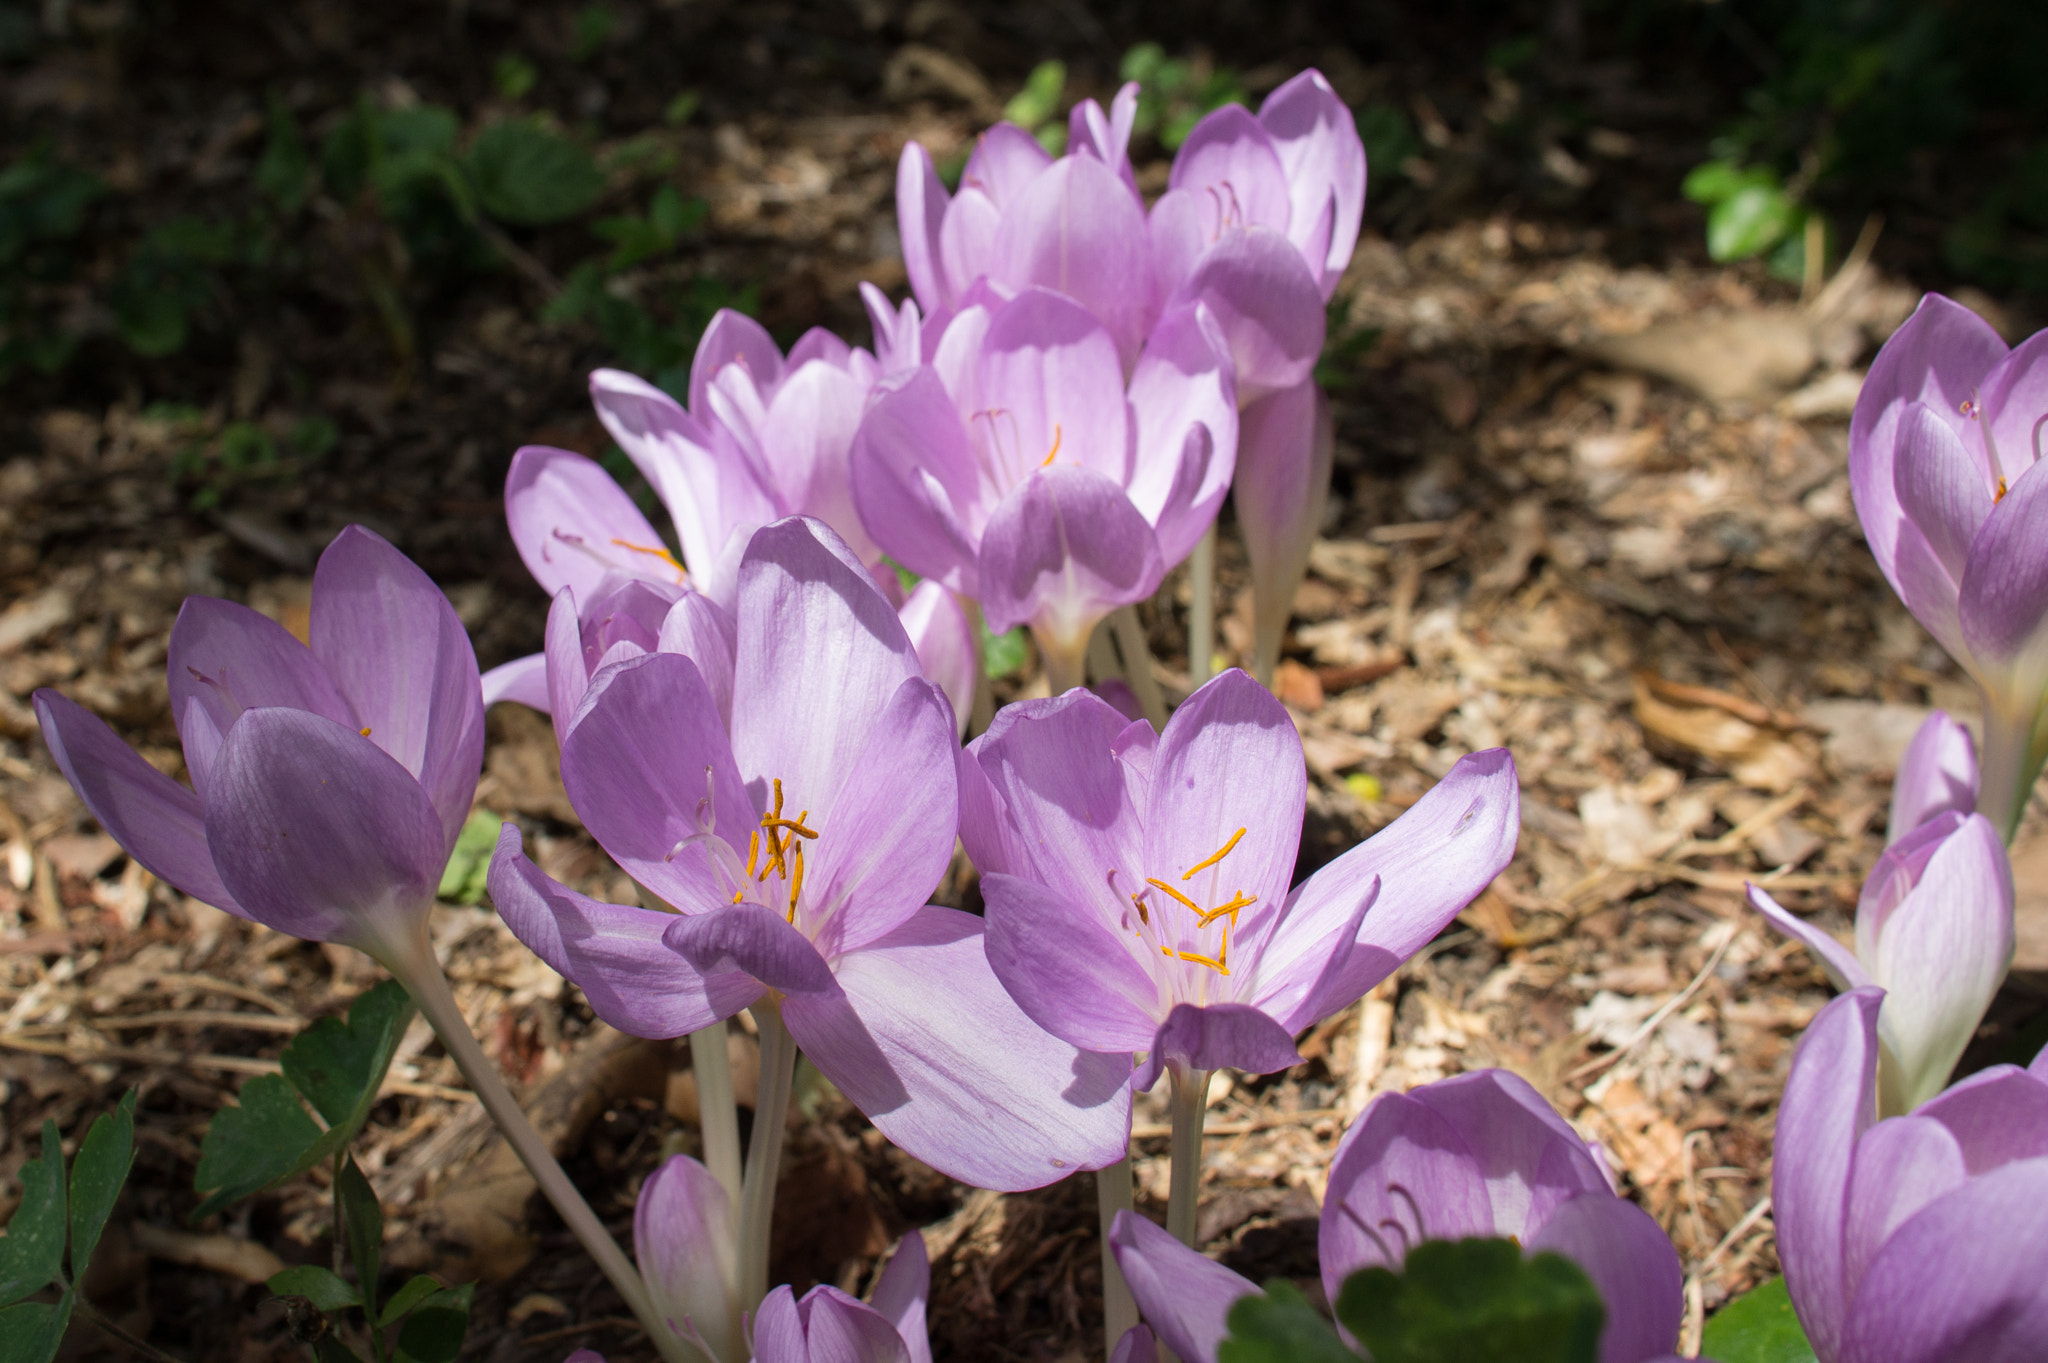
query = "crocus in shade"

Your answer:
(1774, 987), (2048, 1363)
(960, 668), (1517, 1090)
(1107, 1072), (1686, 1363)
(1887, 709), (1977, 843)
(851, 286), (1236, 688)
(1748, 809), (2013, 1116)
(753, 1231), (932, 1363)
(1152, 68), (1365, 403)
(1849, 292), (2048, 840)
(488, 517), (1130, 1190)
(34, 526), (483, 974)
(1319, 1070), (1684, 1363)
(489, 442), (976, 734)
